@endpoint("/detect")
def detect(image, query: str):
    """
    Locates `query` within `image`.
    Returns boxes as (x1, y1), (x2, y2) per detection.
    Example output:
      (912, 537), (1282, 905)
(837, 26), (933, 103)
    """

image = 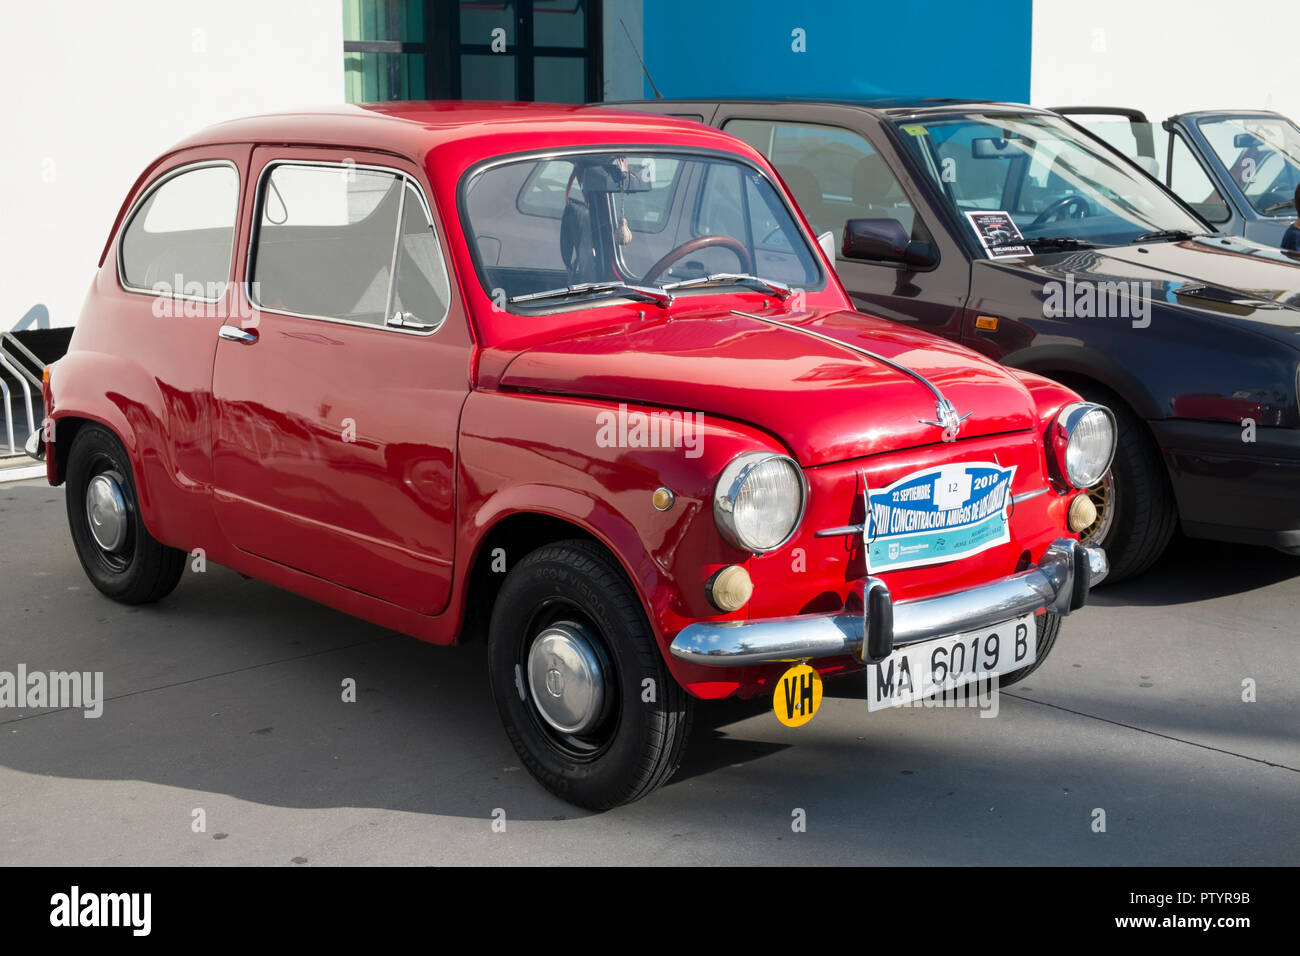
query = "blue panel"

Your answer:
(638, 0), (1032, 104)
